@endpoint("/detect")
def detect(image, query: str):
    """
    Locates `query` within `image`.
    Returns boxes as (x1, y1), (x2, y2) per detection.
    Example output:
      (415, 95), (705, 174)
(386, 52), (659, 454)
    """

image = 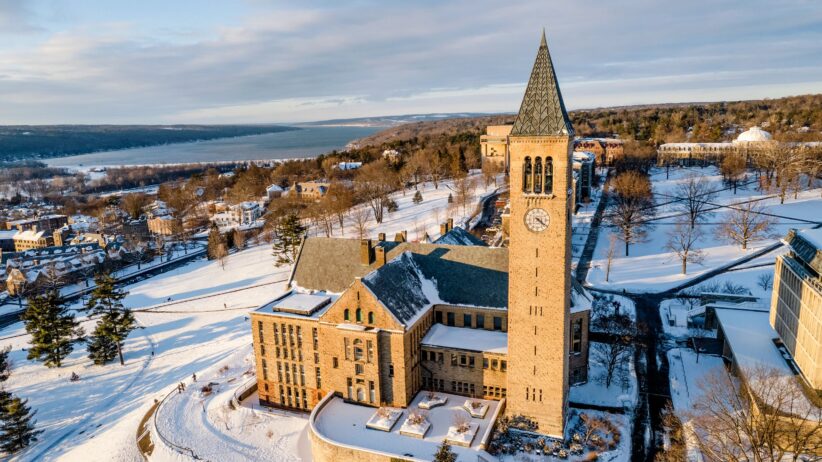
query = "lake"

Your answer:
(44, 125), (383, 168)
